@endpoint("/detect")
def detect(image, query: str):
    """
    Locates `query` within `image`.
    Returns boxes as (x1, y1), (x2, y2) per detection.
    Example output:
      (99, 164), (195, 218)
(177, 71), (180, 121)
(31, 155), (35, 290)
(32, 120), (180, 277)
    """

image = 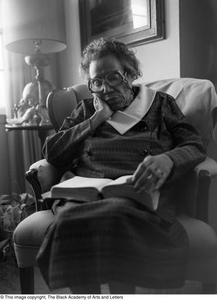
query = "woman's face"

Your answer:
(89, 55), (134, 111)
